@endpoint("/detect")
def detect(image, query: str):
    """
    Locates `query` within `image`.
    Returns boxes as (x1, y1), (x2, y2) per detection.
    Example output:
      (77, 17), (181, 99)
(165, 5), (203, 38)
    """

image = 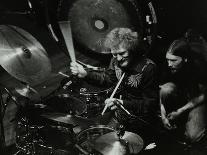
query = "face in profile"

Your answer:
(166, 53), (186, 74)
(111, 45), (131, 68)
